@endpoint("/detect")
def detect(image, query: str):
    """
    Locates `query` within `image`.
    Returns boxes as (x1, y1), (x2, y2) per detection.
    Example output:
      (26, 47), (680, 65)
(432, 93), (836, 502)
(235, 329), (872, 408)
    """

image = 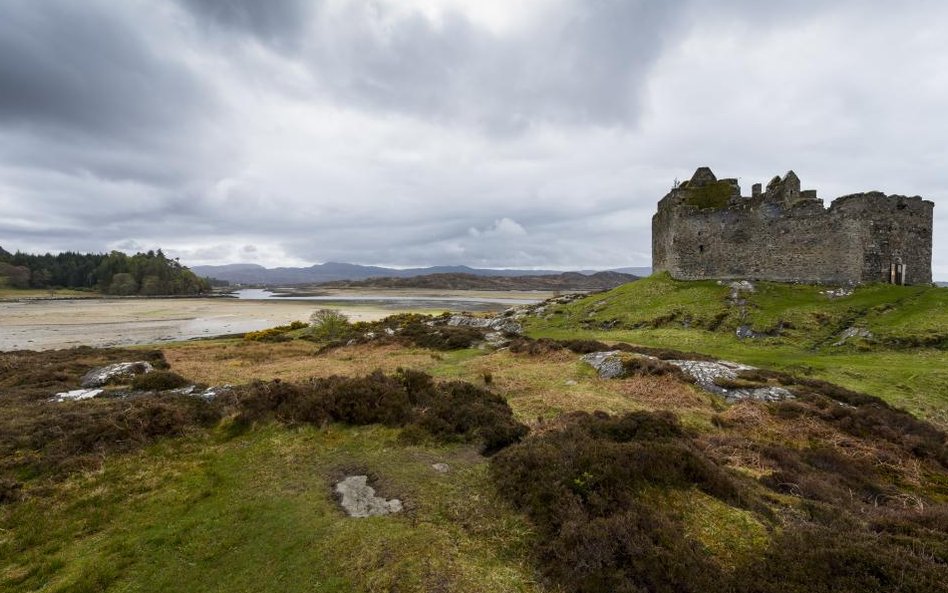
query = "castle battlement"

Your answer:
(652, 167), (934, 285)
